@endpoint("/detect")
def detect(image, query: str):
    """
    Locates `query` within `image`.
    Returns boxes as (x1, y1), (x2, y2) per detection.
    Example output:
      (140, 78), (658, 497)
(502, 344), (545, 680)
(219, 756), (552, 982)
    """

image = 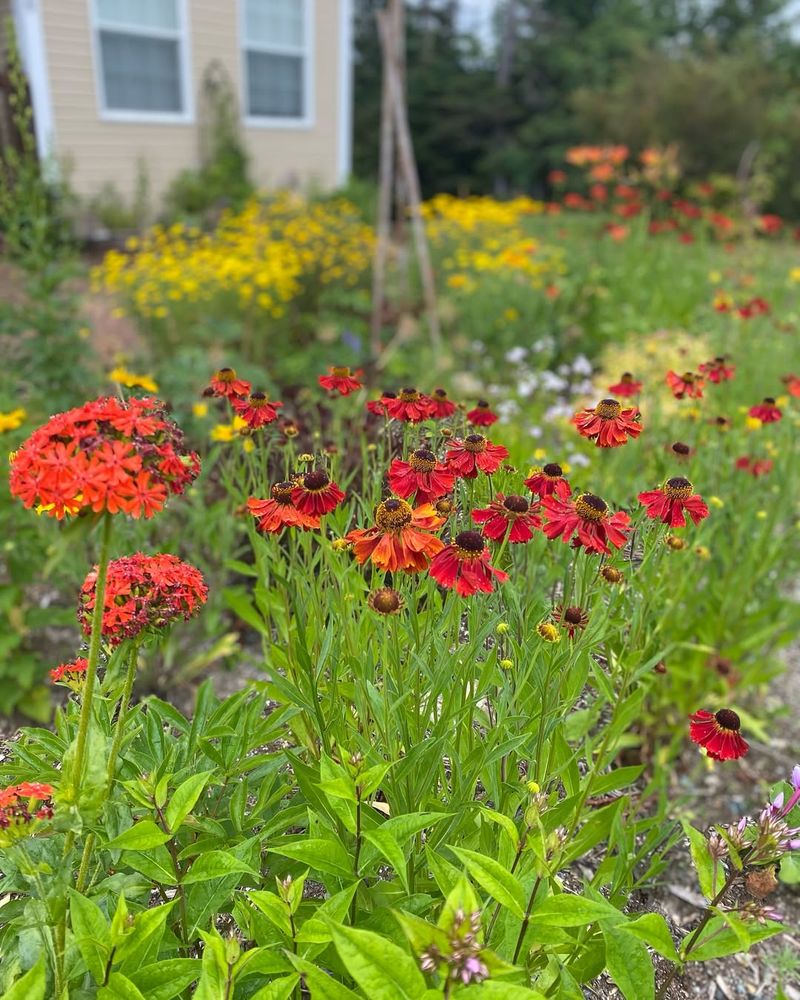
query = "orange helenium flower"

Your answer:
(572, 399), (642, 448)
(346, 498), (444, 572)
